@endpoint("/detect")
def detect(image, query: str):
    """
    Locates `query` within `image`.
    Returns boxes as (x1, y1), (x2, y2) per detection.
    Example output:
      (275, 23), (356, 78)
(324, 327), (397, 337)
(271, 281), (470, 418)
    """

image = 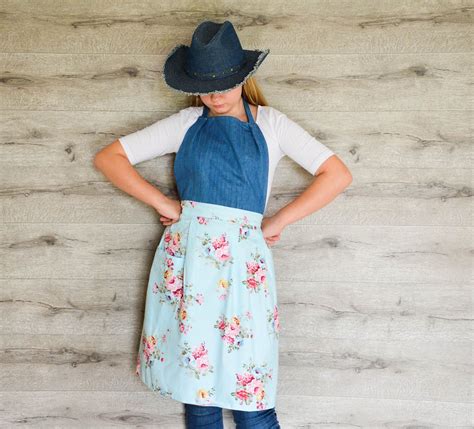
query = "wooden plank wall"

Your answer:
(1, 1), (472, 427)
